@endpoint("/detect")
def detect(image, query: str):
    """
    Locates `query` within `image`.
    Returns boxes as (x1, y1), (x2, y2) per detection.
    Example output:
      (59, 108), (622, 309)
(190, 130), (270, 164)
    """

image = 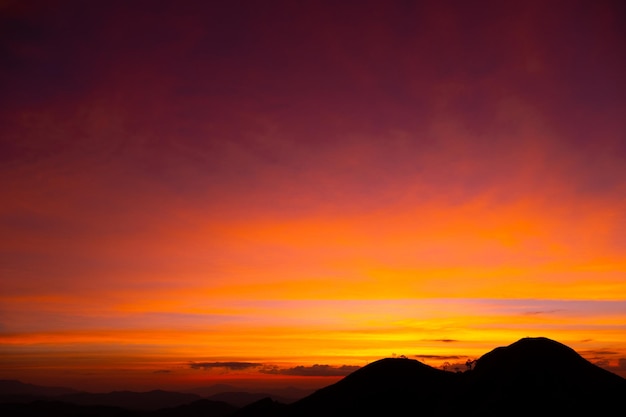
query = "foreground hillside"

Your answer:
(276, 337), (626, 417)
(2, 337), (625, 417)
